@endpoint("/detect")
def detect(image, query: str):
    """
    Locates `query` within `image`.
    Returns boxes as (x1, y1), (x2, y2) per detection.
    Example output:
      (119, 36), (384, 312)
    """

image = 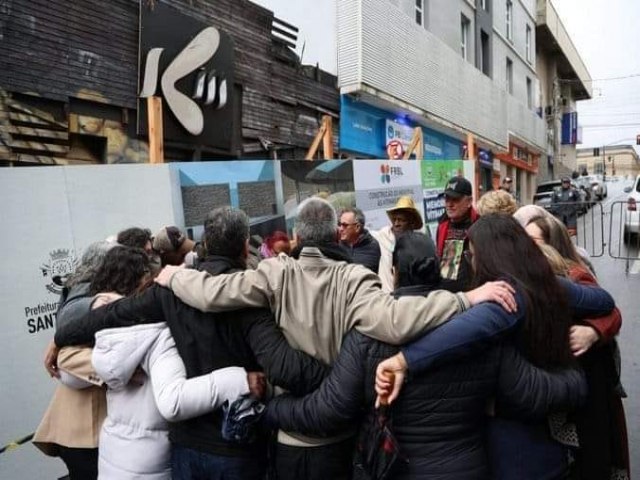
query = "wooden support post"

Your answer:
(147, 96), (164, 164)
(305, 115), (333, 160)
(402, 127), (423, 160)
(322, 116), (334, 160)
